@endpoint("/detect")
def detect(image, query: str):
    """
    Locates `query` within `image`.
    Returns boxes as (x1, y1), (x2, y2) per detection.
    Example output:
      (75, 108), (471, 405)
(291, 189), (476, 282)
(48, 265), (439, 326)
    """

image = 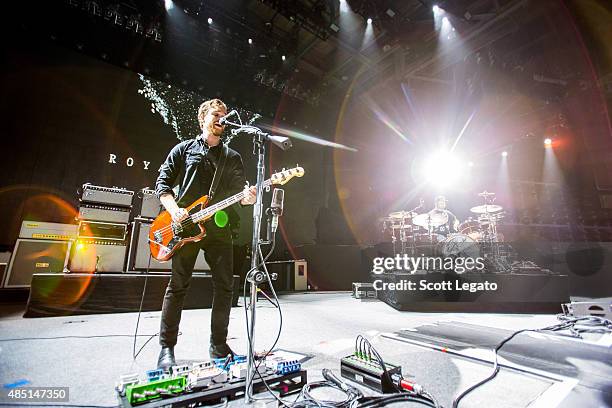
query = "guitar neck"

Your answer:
(191, 179), (272, 223)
